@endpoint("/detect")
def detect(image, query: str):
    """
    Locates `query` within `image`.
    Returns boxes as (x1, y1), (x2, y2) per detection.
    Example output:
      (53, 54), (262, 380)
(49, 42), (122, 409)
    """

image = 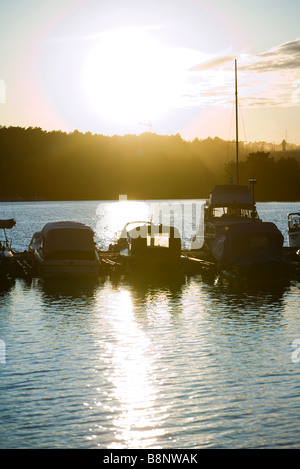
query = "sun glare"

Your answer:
(82, 27), (182, 127)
